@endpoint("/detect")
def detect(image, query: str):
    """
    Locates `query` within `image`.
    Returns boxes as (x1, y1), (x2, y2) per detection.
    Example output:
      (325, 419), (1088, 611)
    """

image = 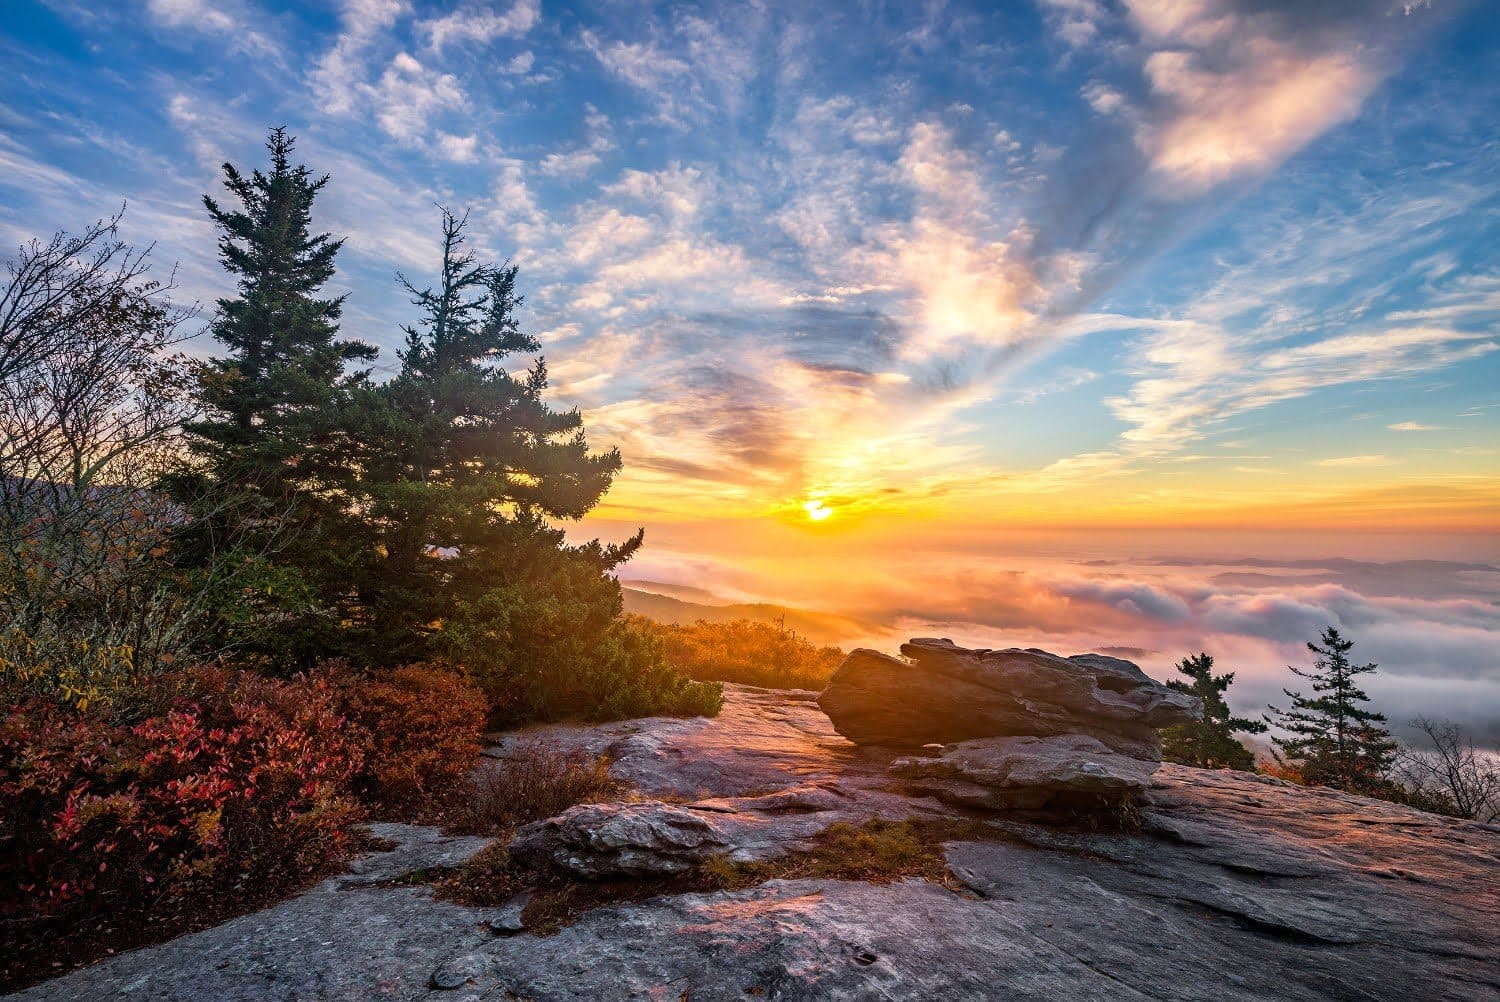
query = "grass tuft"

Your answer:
(447, 741), (622, 836)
